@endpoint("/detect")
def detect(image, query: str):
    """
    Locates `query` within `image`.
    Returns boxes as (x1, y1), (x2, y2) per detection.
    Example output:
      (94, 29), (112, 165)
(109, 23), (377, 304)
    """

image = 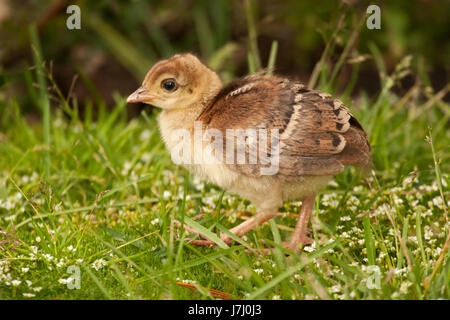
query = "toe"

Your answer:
(187, 239), (217, 246)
